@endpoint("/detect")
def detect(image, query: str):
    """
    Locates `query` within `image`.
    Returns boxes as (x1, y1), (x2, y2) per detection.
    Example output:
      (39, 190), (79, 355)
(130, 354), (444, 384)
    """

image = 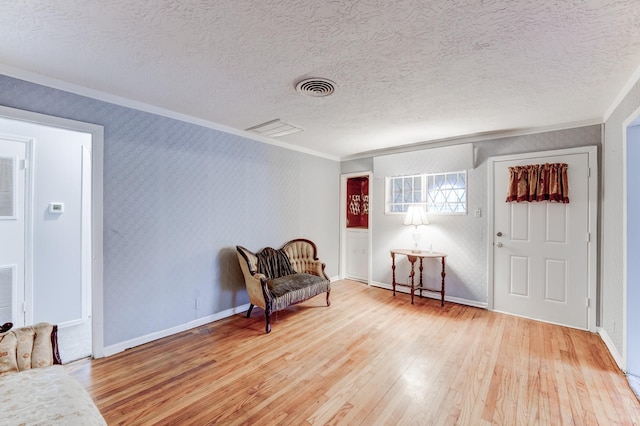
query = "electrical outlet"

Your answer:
(195, 298), (201, 309)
